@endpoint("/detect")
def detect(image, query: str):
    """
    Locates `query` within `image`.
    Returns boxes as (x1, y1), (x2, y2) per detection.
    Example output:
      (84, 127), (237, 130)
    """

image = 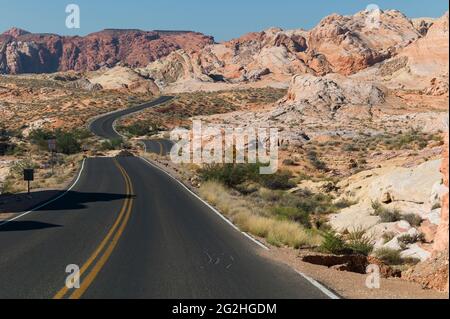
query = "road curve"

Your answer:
(89, 96), (174, 140)
(0, 96), (336, 299)
(142, 139), (174, 156)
